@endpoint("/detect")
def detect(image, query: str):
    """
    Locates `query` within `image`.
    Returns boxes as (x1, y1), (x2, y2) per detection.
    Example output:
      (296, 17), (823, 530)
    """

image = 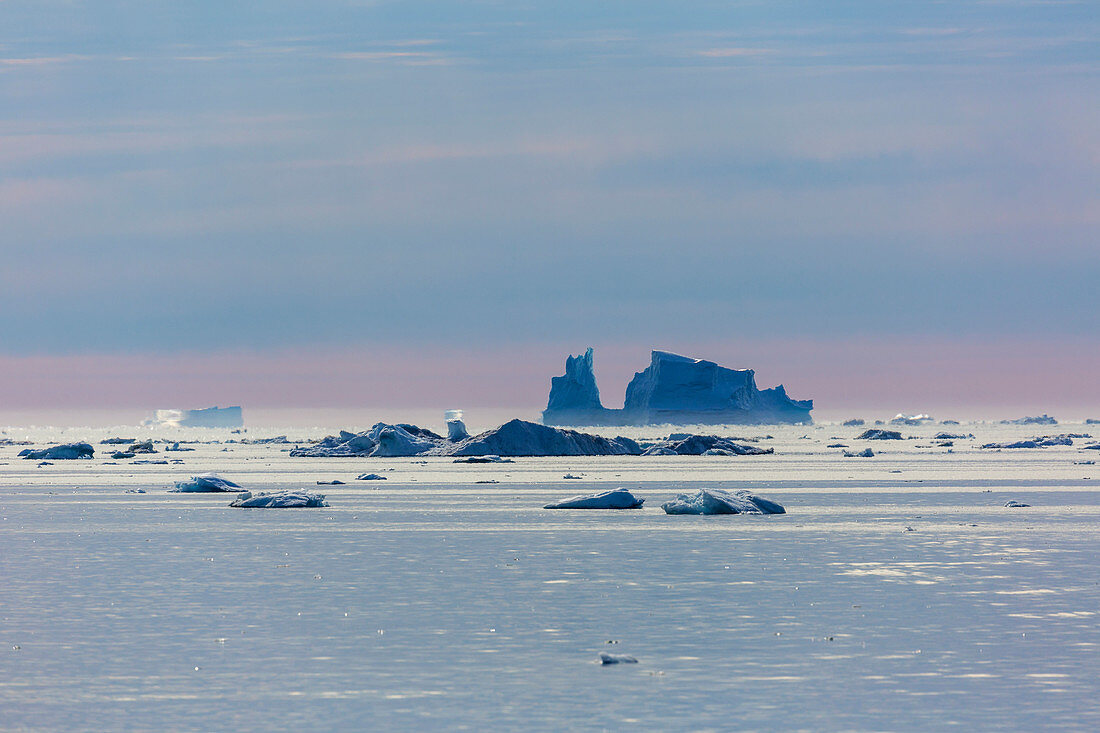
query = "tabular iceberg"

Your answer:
(542, 349), (812, 426)
(147, 406), (244, 428)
